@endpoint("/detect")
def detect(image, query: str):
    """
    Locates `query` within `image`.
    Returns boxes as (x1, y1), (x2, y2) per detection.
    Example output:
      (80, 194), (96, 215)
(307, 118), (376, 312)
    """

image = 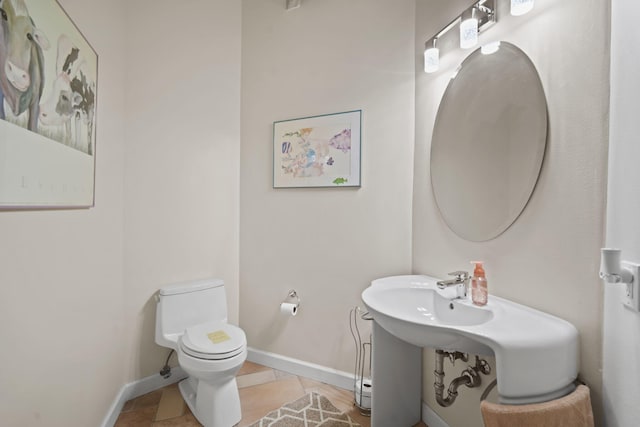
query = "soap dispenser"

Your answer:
(471, 261), (488, 306)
